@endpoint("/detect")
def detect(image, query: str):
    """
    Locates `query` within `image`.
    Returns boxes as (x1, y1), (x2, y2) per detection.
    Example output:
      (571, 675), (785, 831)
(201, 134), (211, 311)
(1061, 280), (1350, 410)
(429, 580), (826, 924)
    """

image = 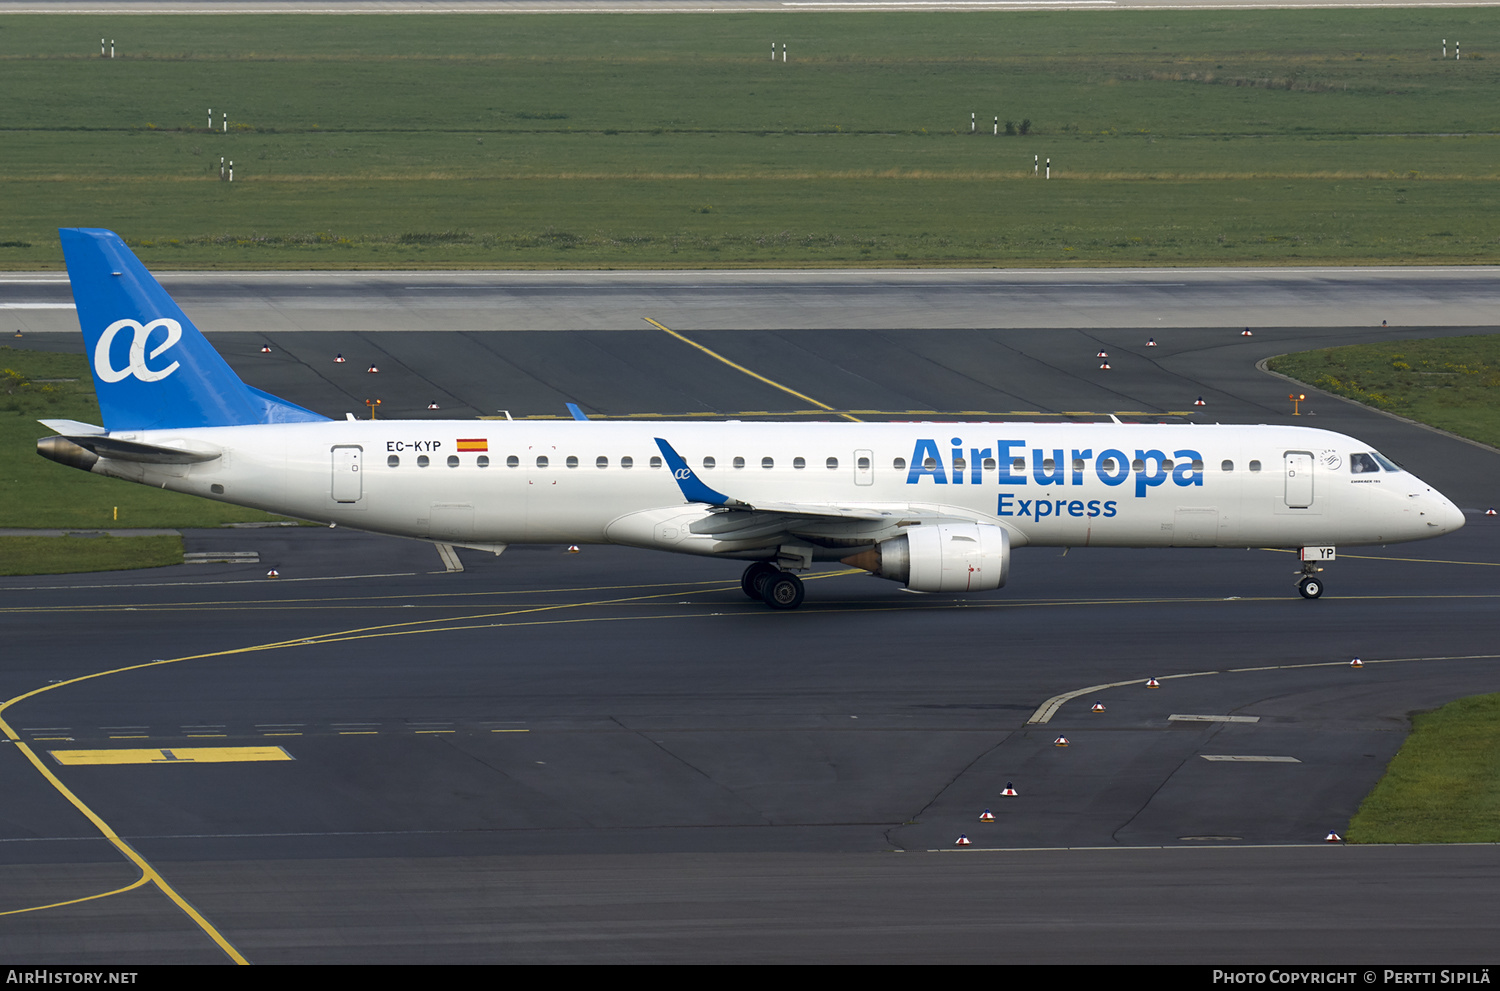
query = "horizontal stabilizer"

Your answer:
(38, 434), (220, 469)
(38, 418), (106, 436)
